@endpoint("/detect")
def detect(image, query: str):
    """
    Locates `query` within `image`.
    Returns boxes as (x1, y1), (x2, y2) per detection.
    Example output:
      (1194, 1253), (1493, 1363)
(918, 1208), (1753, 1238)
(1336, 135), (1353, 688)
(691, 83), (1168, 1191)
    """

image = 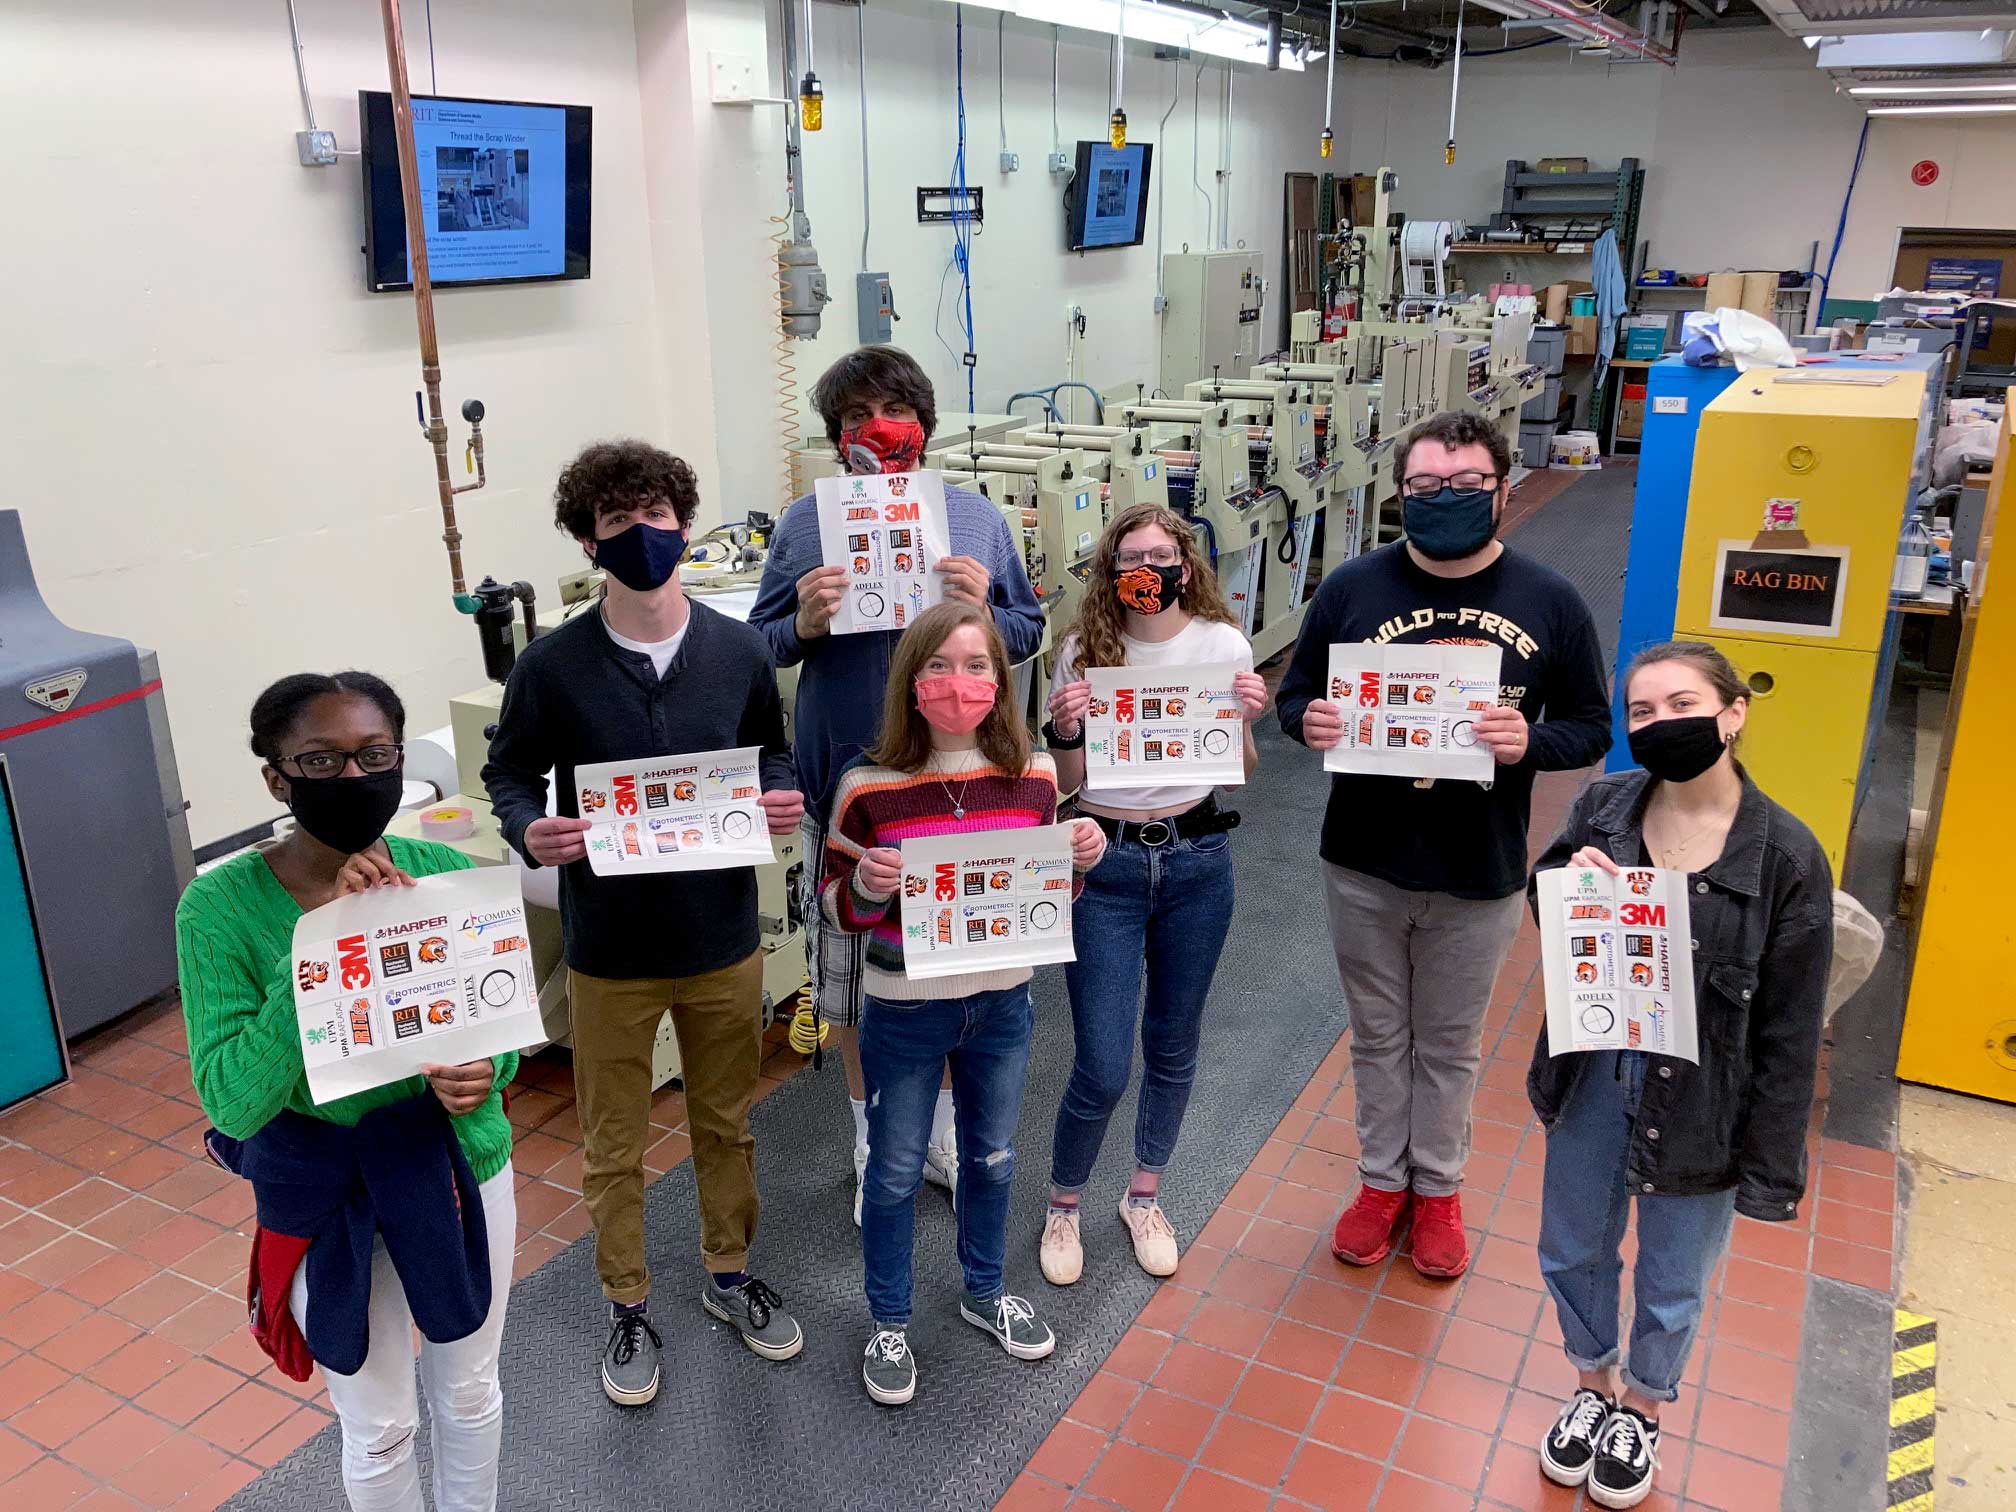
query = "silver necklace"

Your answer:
(930, 755), (973, 820)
